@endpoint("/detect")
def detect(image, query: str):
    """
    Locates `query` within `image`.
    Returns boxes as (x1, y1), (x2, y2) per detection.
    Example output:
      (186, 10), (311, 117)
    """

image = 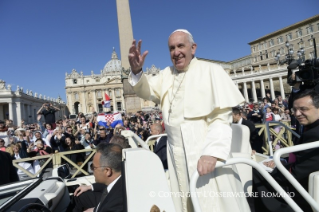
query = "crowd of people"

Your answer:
(0, 102), (166, 178)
